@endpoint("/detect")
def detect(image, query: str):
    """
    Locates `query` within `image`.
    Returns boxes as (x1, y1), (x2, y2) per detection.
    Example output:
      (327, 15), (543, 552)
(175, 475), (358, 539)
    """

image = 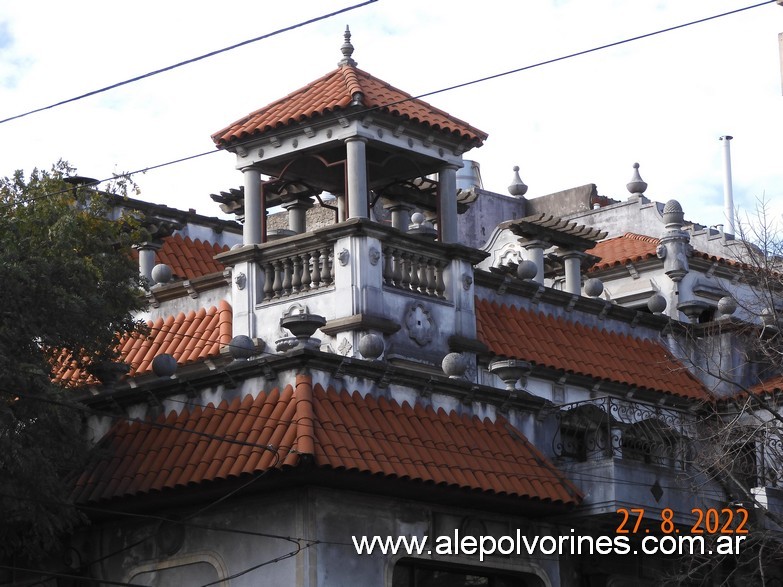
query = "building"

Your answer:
(17, 28), (783, 586)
